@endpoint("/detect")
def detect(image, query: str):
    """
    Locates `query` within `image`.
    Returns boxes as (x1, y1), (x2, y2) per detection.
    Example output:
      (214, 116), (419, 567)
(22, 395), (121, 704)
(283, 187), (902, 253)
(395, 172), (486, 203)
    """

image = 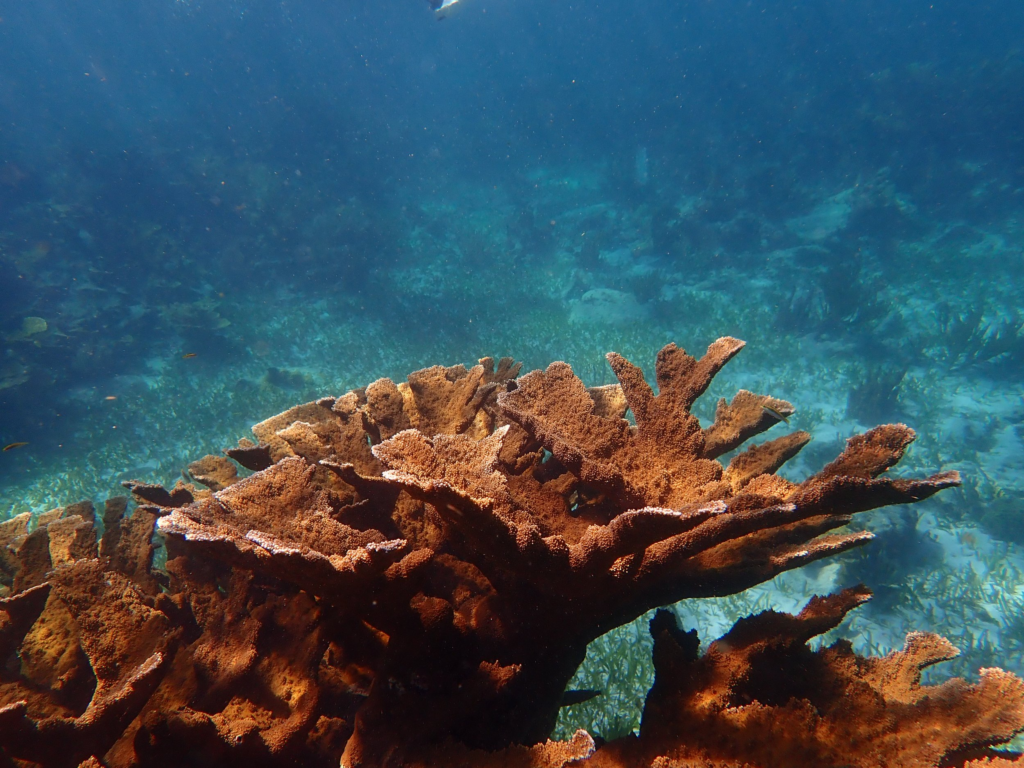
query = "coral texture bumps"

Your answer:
(0, 338), (1020, 768)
